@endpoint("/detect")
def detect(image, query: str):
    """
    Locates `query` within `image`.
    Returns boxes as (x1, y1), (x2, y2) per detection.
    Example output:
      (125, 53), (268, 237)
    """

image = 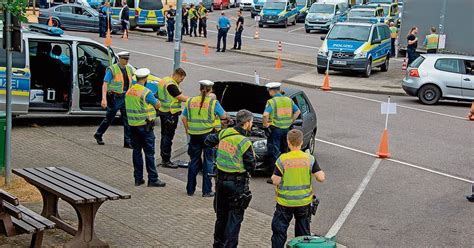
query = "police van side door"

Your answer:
(0, 39), (30, 115)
